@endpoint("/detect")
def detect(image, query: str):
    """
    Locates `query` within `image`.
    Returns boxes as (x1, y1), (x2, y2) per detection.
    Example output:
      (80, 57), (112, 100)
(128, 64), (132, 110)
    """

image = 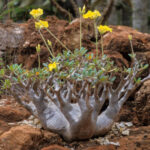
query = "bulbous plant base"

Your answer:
(9, 58), (150, 141)
(10, 81), (123, 141)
